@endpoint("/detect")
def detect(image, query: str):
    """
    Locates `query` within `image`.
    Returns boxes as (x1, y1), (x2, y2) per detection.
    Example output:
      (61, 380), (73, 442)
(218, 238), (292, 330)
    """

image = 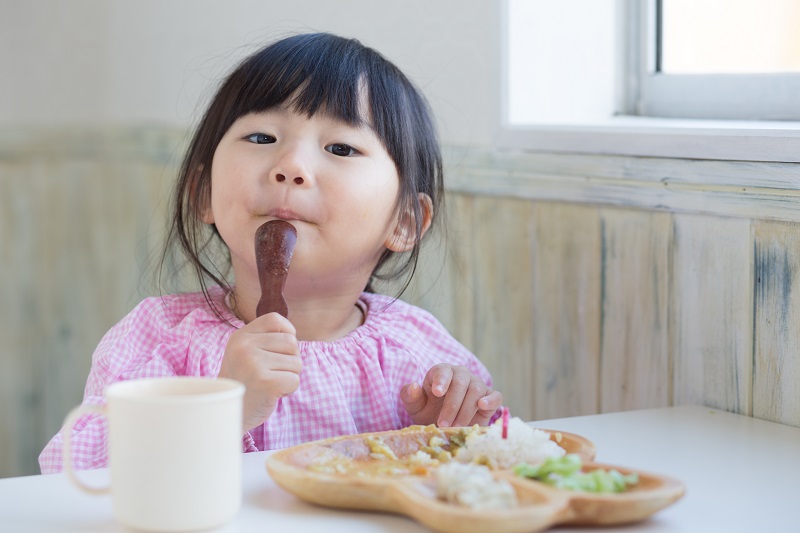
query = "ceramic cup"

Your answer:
(62, 377), (245, 532)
